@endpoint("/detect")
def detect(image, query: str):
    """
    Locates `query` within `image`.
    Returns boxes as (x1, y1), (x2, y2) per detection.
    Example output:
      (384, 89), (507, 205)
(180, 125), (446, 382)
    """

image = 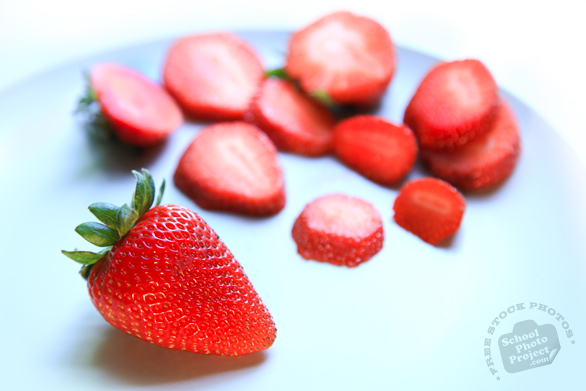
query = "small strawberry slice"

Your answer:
(284, 11), (396, 107)
(247, 77), (335, 156)
(333, 115), (417, 185)
(421, 100), (521, 191)
(292, 194), (384, 267)
(174, 122), (286, 216)
(163, 32), (264, 121)
(393, 178), (466, 245)
(82, 63), (183, 147)
(404, 59), (499, 150)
